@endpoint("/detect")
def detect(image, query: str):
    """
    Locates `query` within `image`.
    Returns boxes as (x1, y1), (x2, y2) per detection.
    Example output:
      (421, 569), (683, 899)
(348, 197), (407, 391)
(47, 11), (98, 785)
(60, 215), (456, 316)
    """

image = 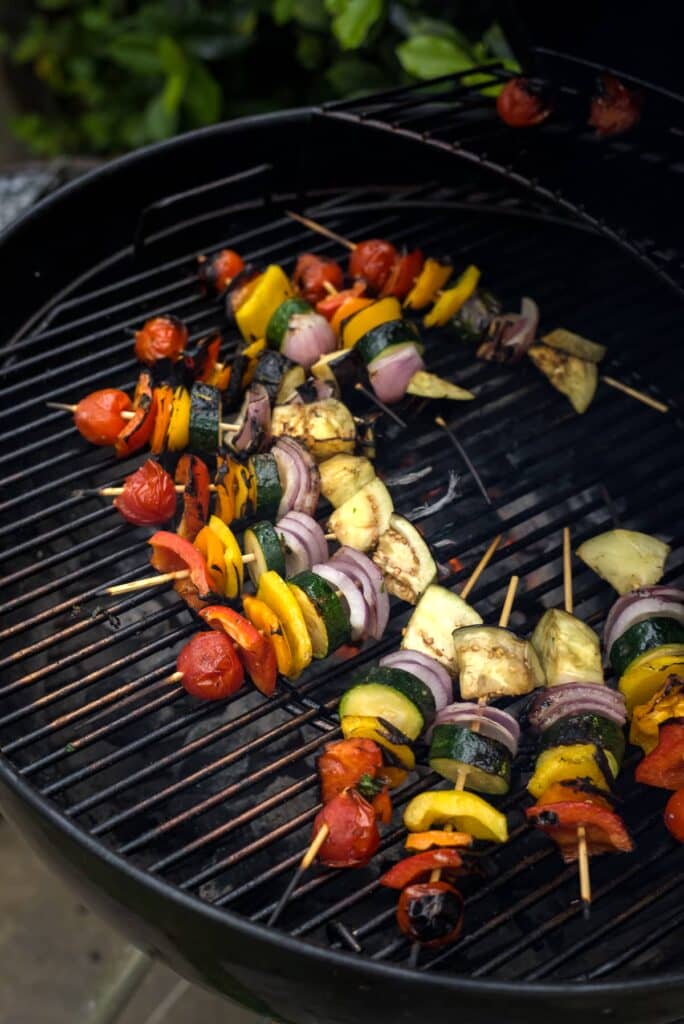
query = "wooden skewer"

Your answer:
(354, 382), (407, 428)
(273, 547), (507, 928)
(98, 484), (218, 496)
(435, 416), (492, 506)
(285, 211), (356, 251)
(562, 525), (592, 917)
(601, 376), (668, 414)
(46, 401), (239, 431)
